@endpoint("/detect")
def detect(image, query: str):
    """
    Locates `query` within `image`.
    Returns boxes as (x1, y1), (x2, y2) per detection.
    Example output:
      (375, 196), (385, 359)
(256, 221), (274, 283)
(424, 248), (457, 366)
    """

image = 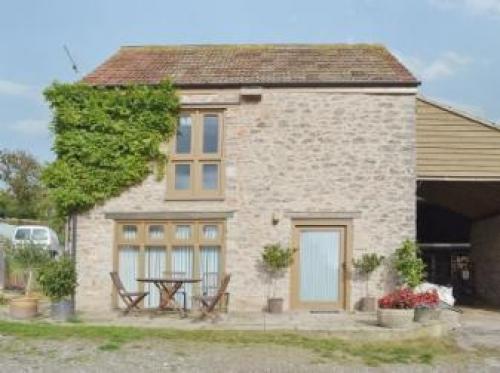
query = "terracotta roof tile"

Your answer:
(83, 44), (419, 87)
